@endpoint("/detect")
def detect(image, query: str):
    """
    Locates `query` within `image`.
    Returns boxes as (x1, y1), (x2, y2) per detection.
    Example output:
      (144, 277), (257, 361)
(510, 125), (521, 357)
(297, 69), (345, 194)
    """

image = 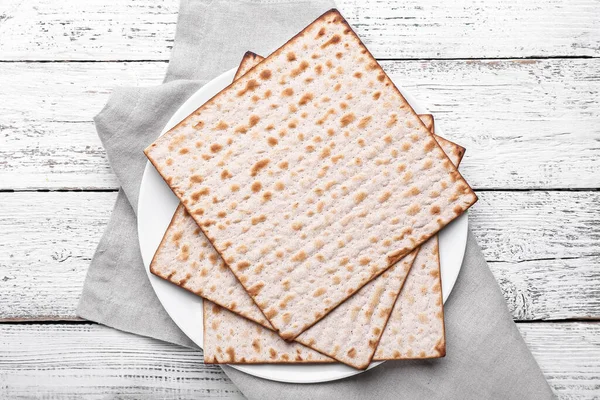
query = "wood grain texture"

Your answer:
(382, 59), (600, 190)
(1, 59), (599, 190)
(0, 323), (244, 399)
(1, 0), (598, 393)
(0, 62), (165, 190)
(0, 192), (113, 321)
(516, 322), (600, 399)
(0, 0), (598, 61)
(1, 191), (598, 322)
(0, 322), (598, 399)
